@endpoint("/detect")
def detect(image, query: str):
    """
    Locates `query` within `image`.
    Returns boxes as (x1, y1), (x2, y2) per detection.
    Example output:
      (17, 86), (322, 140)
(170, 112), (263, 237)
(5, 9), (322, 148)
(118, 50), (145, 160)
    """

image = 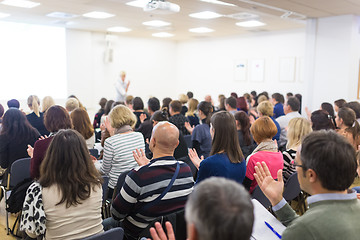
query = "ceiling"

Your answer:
(0, 0), (359, 41)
